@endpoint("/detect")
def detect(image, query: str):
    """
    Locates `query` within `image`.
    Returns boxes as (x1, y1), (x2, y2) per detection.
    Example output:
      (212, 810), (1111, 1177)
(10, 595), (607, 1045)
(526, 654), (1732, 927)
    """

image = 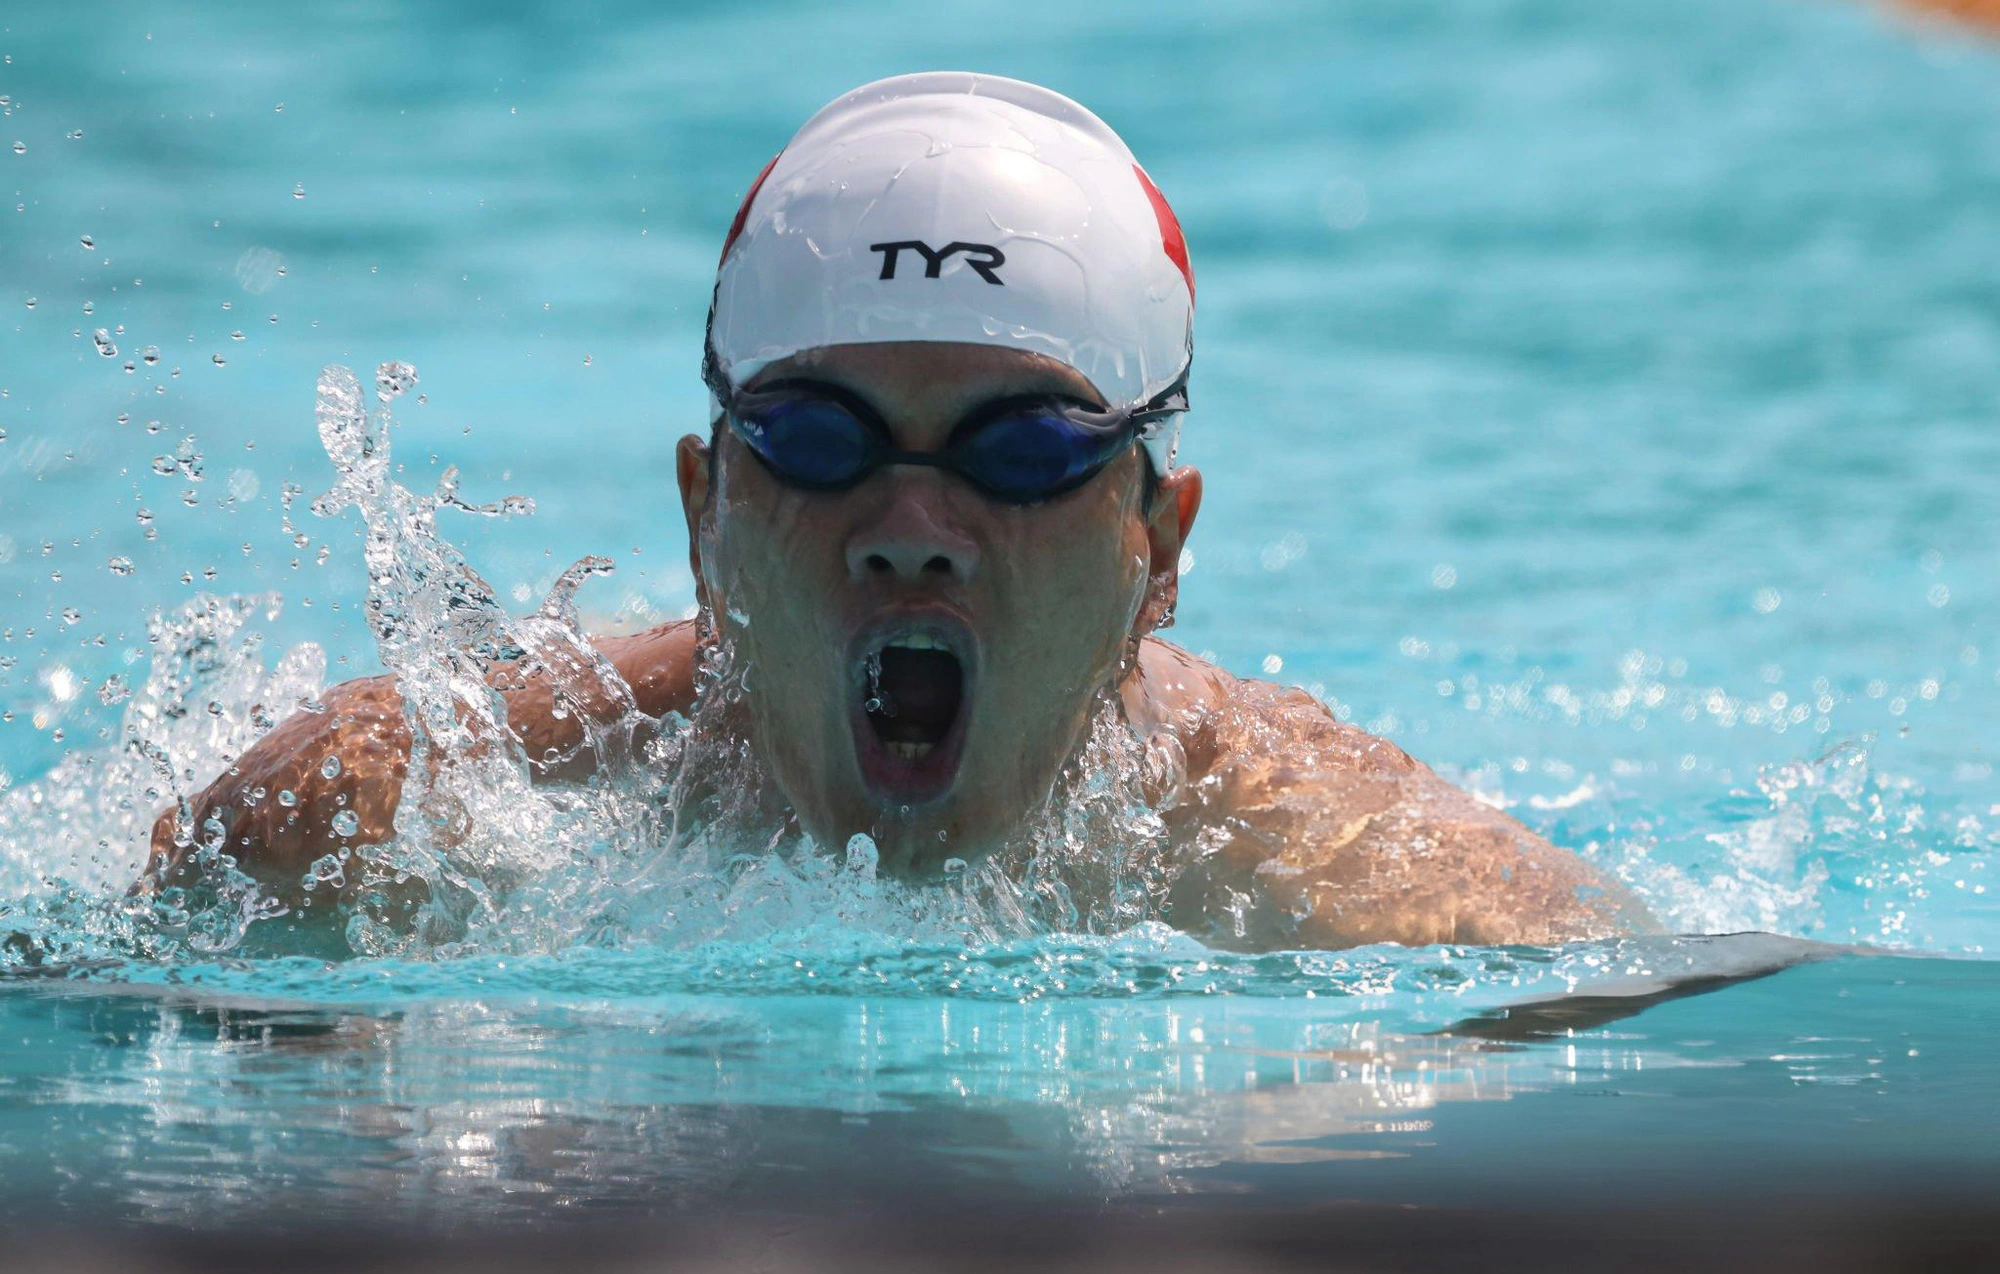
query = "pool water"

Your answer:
(3, 0), (1999, 1251)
